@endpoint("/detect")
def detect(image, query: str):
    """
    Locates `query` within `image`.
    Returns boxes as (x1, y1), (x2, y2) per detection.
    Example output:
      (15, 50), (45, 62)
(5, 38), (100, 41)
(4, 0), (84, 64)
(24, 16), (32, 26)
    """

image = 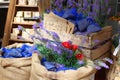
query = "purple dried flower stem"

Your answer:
(107, 8), (111, 15)
(94, 64), (101, 70)
(54, 0), (64, 10)
(18, 25), (31, 36)
(103, 58), (113, 64)
(17, 36), (26, 40)
(97, 61), (109, 69)
(78, 60), (84, 65)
